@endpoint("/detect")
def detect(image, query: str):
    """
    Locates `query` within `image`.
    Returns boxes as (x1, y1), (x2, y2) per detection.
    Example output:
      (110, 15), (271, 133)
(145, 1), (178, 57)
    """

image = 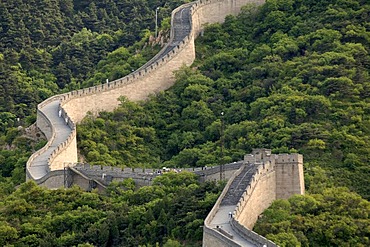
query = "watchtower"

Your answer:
(244, 148), (272, 164)
(275, 153), (304, 199)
